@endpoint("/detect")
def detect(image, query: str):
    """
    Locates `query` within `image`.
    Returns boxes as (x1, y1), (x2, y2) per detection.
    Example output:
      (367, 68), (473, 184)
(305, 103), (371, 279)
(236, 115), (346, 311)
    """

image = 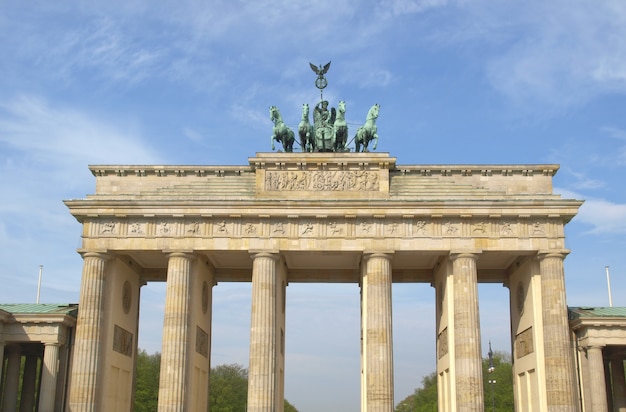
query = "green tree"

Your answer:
(483, 351), (514, 412)
(134, 353), (299, 411)
(134, 350), (161, 412)
(395, 351), (513, 412)
(209, 363), (249, 412)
